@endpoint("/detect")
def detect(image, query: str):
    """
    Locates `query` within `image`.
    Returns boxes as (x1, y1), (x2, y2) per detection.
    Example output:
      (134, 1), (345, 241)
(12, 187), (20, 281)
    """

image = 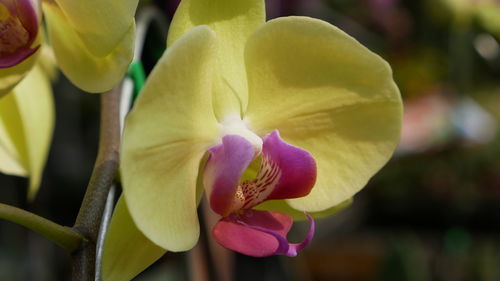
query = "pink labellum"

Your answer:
(204, 129), (318, 257)
(204, 130), (317, 215)
(213, 209), (315, 257)
(0, 0), (40, 68)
